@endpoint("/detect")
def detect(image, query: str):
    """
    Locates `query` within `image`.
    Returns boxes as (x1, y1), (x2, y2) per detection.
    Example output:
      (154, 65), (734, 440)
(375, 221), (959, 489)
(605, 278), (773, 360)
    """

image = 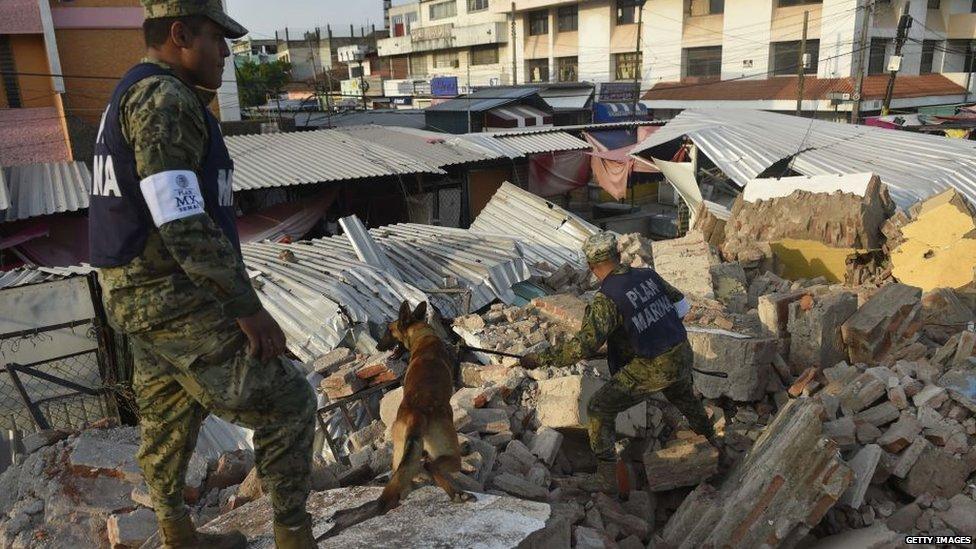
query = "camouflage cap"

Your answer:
(142, 0), (248, 39)
(583, 231), (619, 264)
